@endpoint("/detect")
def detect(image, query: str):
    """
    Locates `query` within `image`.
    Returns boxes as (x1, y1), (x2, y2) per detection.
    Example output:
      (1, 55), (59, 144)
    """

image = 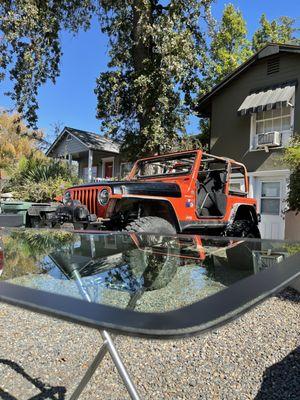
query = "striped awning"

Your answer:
(238, 84), (295, 116)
